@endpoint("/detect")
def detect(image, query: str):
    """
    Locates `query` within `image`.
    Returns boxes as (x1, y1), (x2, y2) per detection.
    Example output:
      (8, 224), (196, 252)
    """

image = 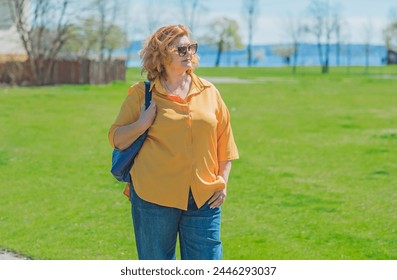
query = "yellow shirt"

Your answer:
(108, 73), (239, 210)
